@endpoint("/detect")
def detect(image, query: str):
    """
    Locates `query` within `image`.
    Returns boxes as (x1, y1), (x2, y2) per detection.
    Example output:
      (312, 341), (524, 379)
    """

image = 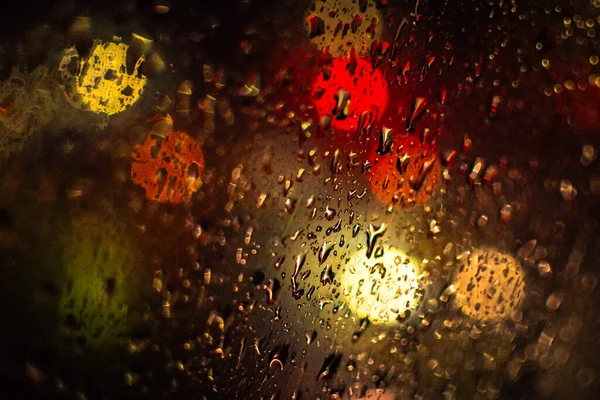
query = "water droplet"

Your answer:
(305, 330), (317, 345)
(306, 15), (325, 38)
(285, 197), (297, 214)
(352, 317), (370, 341)
(317, 352), (342, 381)
(407, 97), (427, 132)
(319, 241), (335, 264)
(352, 223), (361, 238)
(331, 149), (342, 175)
(319, 114), (331, 133)
(377, 126), (394, 155)
(244, 226), (253, 245)
(291, 253), (306, 297)
(366, 223), (386, 258)
(274, 255), (286, 271)
(325, 206), (336, 221)
(264, 279), (281, 304)
(469, 157), (485, 184)
(355, 108), (377, 144)
(332, 88), (350, 121)
(397, 152), (411, 174)
(320, 265), (335, 285)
